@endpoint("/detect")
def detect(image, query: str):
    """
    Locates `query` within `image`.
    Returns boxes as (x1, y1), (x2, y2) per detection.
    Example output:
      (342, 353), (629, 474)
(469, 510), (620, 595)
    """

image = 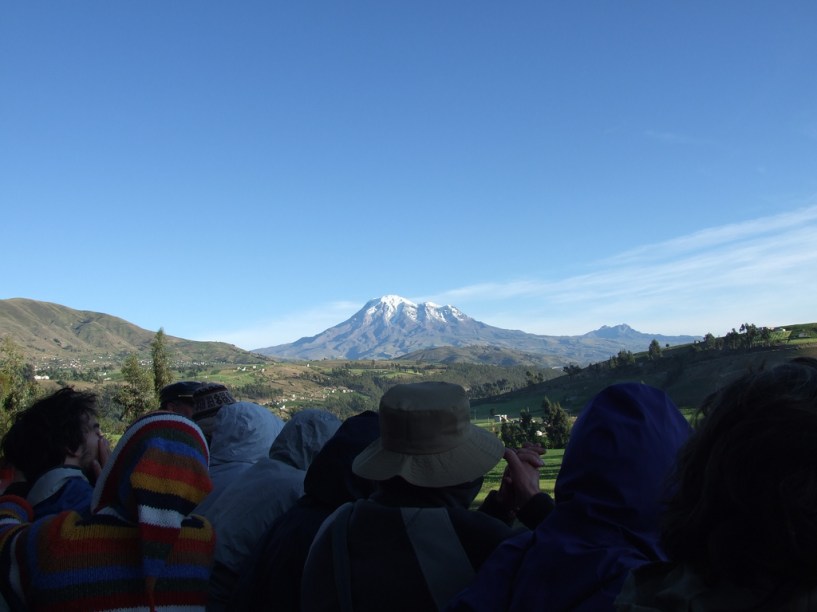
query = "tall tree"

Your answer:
(115, 354), (155, 421)
(150, 328), (174, 397)
(541, 396), (571, 449)
(648, 339), (662, 360)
